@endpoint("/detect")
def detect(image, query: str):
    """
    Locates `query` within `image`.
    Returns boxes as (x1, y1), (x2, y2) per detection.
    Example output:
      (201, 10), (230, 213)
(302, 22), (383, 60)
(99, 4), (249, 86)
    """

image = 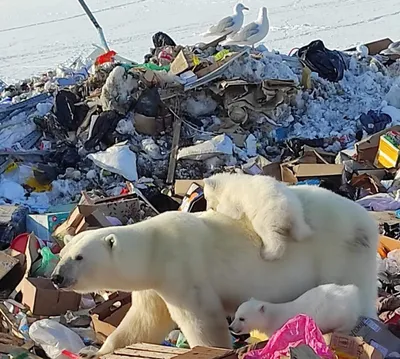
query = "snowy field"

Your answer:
(0, 0), (400, 82)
